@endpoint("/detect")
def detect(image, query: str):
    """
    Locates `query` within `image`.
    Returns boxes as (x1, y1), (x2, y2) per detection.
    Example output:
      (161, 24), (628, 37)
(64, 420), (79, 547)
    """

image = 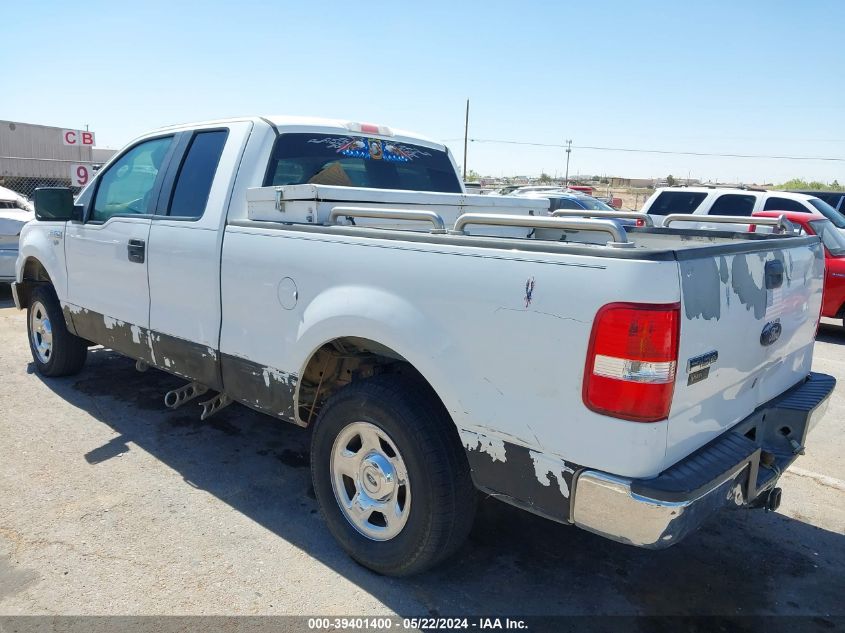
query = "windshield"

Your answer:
(809, 219), (845, 256)
(264, 133), (462, 193)
(808, 198), (845, 228)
